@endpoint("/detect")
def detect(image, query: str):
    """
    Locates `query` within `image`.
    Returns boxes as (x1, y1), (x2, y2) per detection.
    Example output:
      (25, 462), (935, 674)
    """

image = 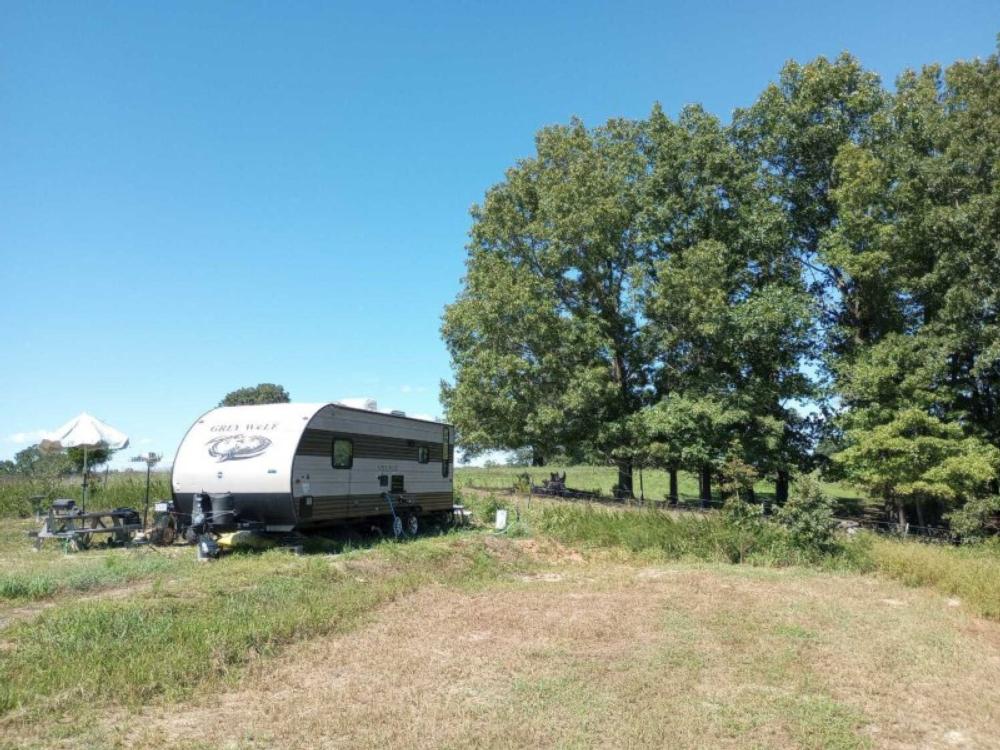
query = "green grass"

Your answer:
(0, 552), (183, 601)
(0, 519), (191, 603)
(0, 532), (537, 718)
